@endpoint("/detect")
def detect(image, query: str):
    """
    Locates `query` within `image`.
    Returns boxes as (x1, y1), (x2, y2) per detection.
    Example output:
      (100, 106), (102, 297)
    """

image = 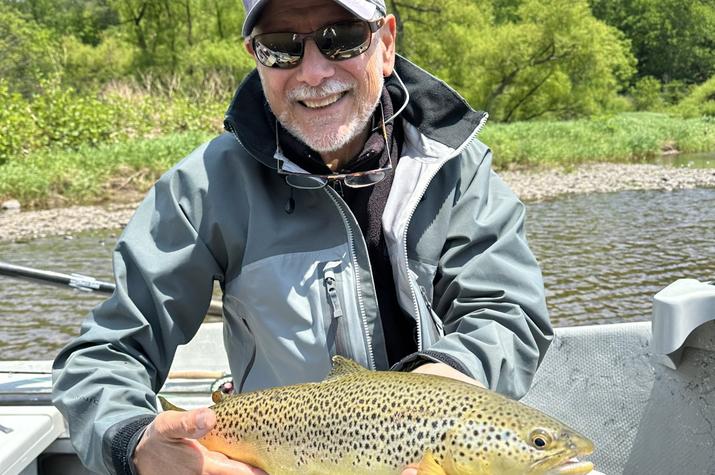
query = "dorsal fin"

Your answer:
(326, 355), (368, 379)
